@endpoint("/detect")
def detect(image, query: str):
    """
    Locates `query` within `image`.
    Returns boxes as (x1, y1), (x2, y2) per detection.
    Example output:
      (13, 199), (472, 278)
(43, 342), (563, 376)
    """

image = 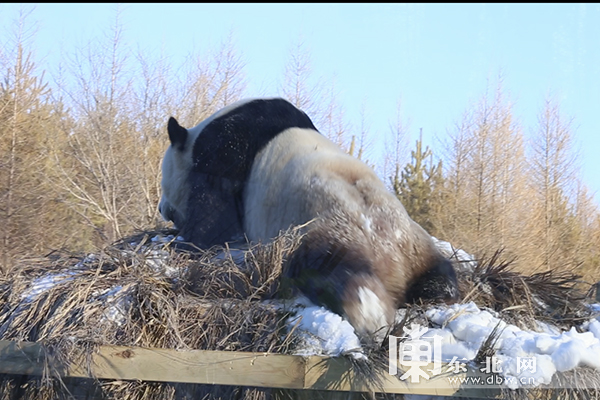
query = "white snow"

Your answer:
(287, 302), (365, 360)
(92, 285), (133, 326)
(283, 297), (599, 390)
(420, 301), (600, 389)
(211, 248), (247, 265)
(21, 270), (82, 302)
(140, 234), (184, 277)
(432, 237), (478, 272)
(587, 319), (600, 338)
